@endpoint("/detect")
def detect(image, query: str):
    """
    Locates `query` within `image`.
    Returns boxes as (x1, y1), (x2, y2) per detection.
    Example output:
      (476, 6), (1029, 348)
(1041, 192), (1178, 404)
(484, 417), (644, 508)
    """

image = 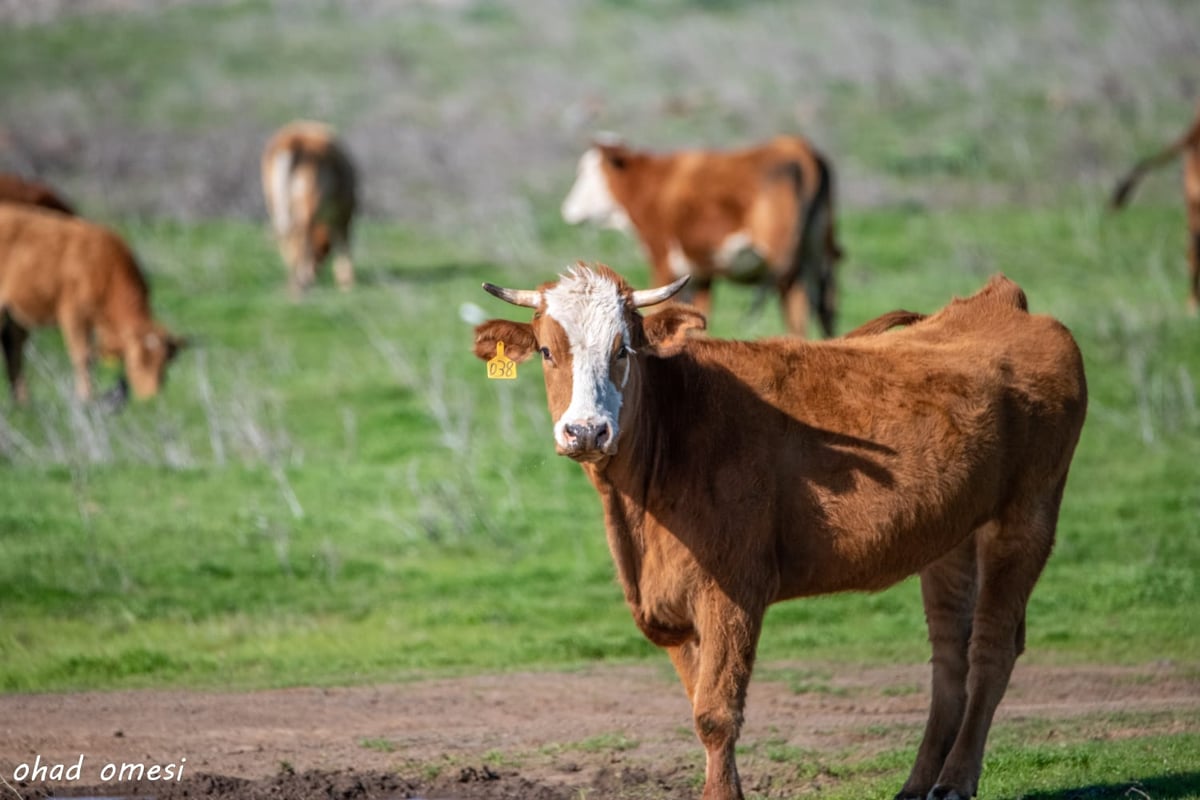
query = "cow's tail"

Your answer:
(267, 145), (295, 237)
(1111, 112), (1200, 210)
(801, 149), (840, 260)
(795, 153), (841, 337)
